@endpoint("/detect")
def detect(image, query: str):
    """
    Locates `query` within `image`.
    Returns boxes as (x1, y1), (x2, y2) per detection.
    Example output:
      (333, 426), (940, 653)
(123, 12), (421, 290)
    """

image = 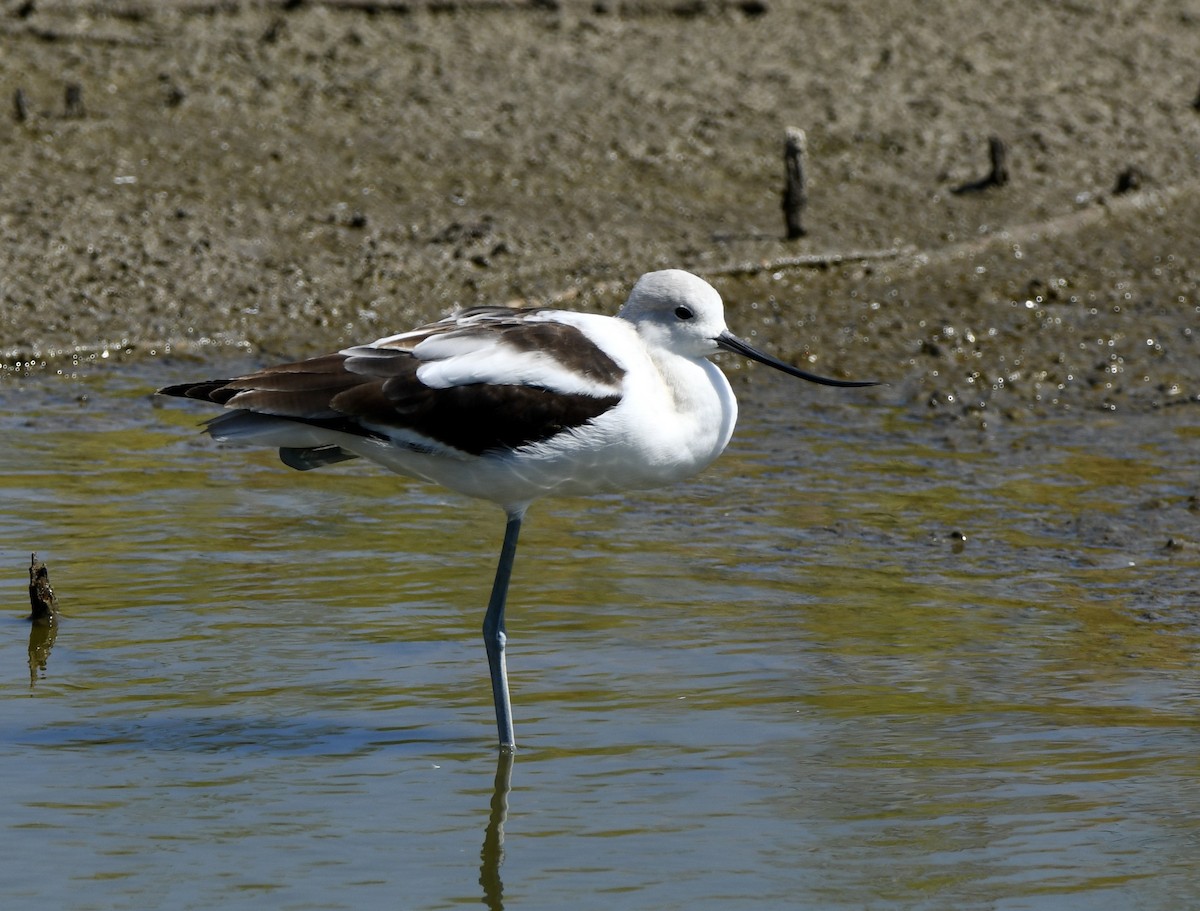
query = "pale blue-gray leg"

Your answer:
(483, 508), (525, 751)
